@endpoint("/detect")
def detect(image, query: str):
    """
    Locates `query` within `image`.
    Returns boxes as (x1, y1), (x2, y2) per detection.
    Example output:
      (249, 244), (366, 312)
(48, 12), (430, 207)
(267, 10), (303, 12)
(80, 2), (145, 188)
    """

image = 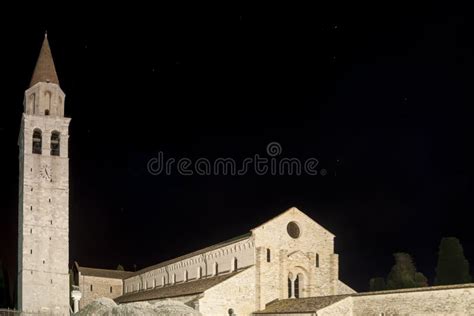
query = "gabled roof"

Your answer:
(254, 294), (351, 314)
(115, 268), (248, 304)
(252, 206), (335, 237)
(30, 33), (59, 87)
(75, 262), (134, 280)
